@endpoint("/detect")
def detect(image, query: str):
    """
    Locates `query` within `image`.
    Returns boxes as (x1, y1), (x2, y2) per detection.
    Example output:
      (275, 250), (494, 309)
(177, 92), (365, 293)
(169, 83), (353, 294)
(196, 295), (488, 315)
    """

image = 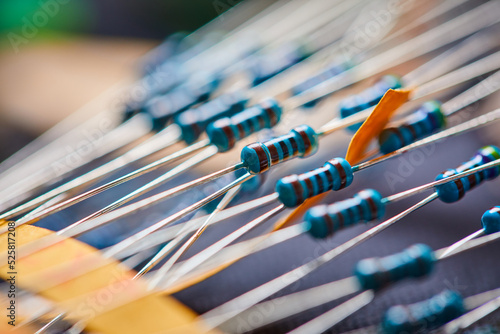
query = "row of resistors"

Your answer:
(3, 0), (500, 333)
